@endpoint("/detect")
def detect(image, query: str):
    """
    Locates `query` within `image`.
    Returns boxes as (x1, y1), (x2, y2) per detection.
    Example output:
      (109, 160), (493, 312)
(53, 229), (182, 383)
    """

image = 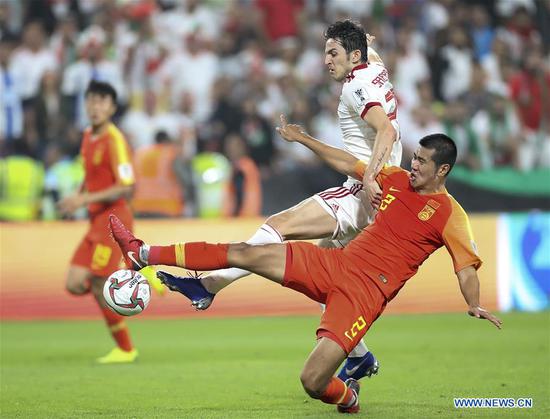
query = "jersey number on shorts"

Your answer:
(379, 193), (396, 211)
(344, 315), (367, 341)
(91, 244), (112, 270)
